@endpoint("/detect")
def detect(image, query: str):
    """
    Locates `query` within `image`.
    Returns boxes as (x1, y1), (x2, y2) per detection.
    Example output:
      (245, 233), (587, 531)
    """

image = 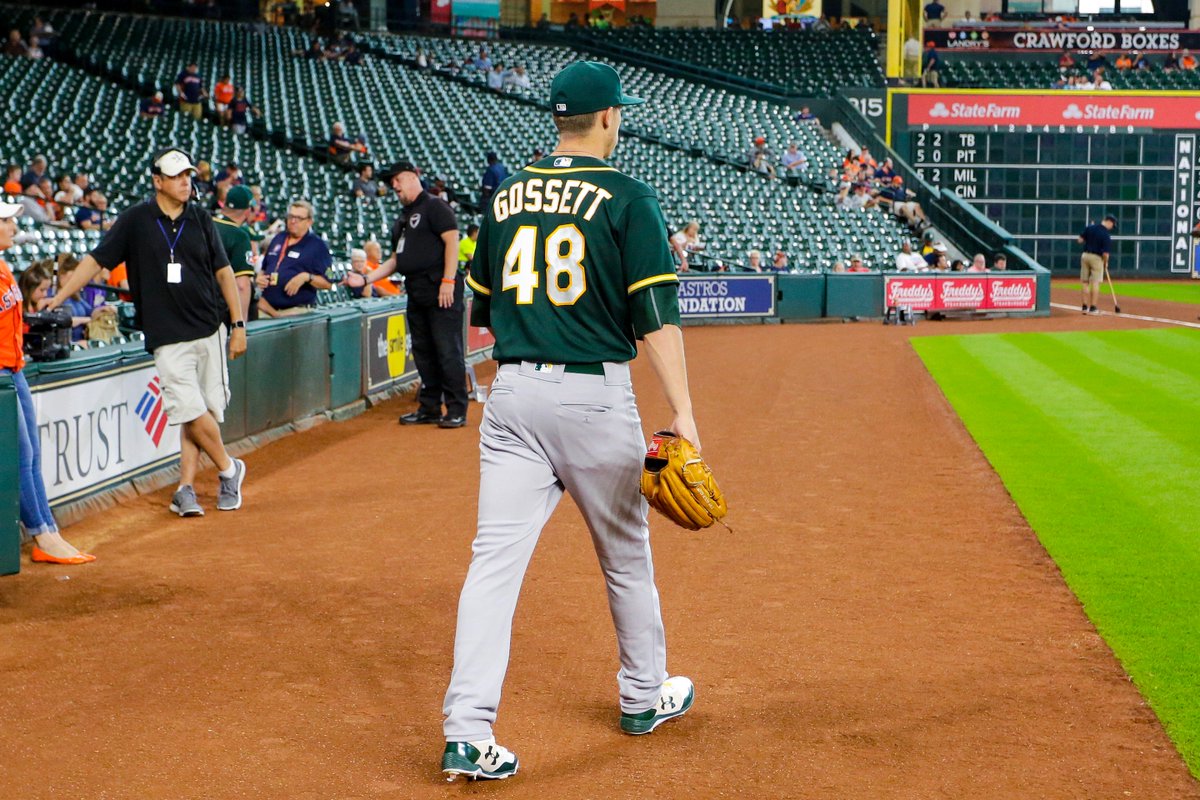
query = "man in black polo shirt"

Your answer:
(347, 161), (467, 428)
(1078, 214), (1115, 315)
(48, 148), (249, 516)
